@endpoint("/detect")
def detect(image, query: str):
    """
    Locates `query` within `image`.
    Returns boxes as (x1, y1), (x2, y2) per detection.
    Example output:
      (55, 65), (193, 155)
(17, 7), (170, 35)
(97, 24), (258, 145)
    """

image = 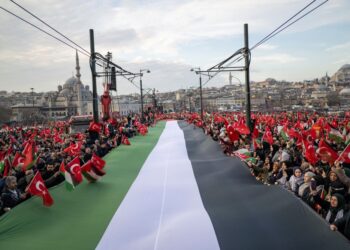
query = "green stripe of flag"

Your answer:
(0, 122), (166, 250)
